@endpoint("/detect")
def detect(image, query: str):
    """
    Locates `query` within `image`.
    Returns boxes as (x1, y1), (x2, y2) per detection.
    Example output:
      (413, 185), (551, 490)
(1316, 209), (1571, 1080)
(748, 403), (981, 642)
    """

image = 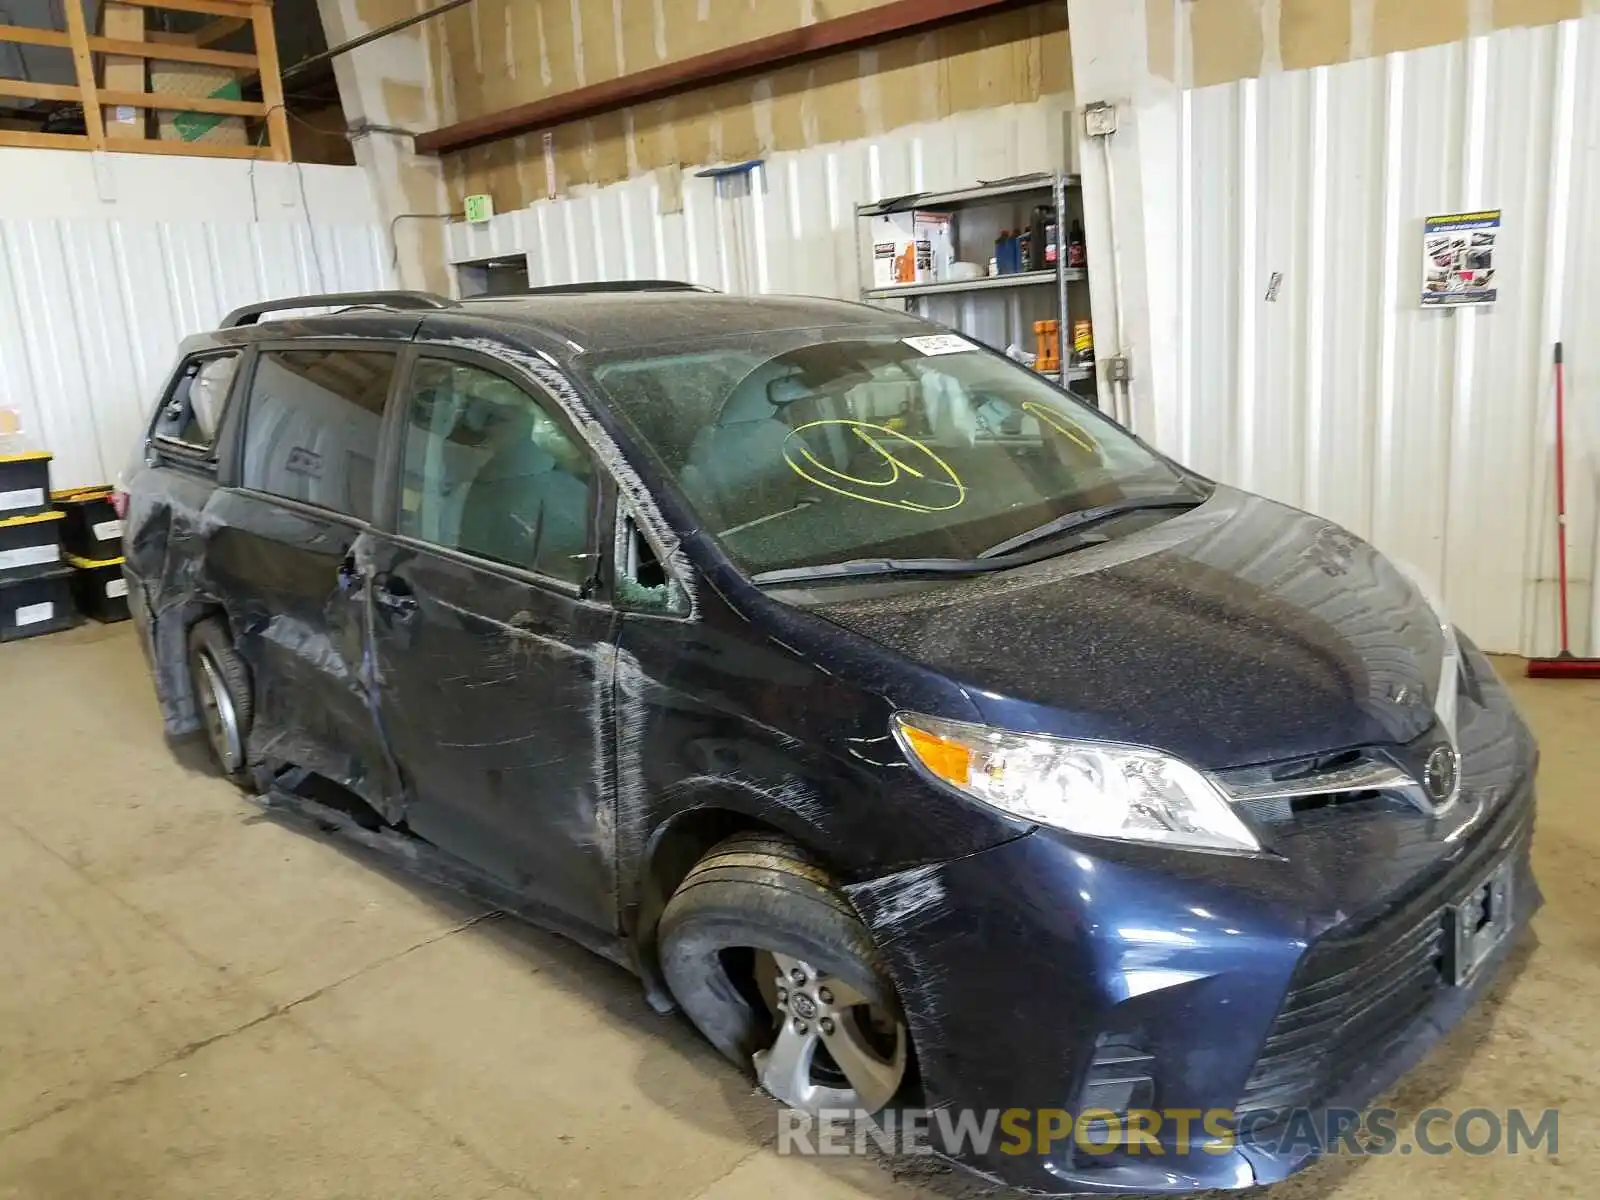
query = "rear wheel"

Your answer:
(658, 832), (909, 1114)
(186, 617), (253, 784)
